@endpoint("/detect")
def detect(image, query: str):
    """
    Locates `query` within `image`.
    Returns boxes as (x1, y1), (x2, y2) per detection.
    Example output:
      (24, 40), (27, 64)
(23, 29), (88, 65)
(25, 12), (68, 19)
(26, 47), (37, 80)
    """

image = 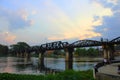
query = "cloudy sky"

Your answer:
(0, 0), (120, 45)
